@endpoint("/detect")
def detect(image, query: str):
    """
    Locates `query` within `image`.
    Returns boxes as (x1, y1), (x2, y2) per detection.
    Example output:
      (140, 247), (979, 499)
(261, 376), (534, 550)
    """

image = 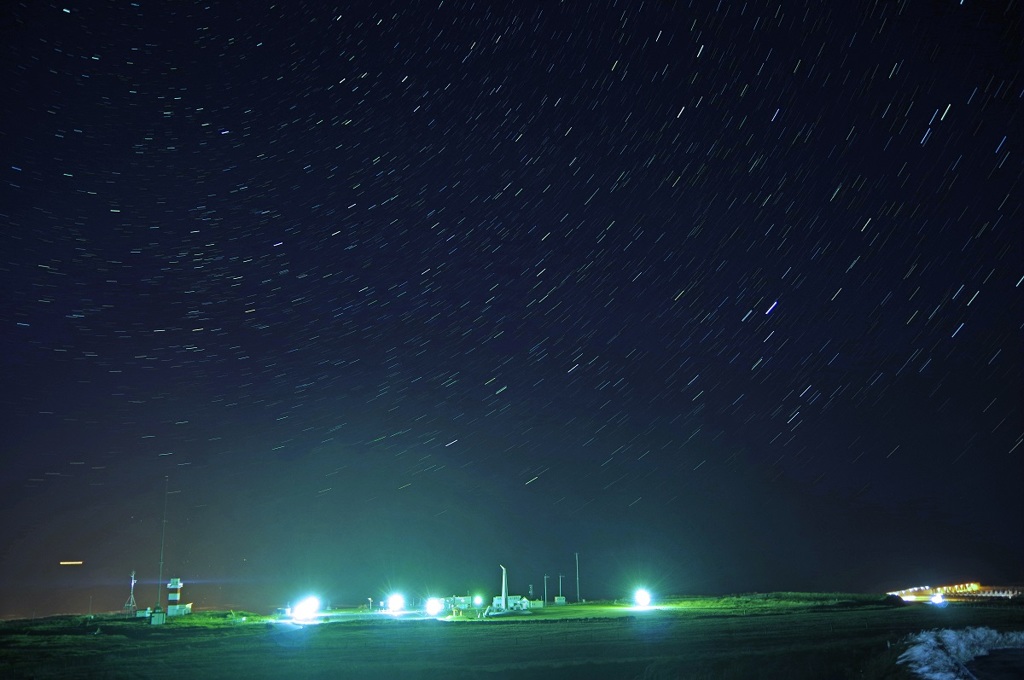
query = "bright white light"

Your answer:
(292, 596), (321, 621)
(425, 597), (444, 616)
(930, 593), (944, 605)
(473, 595), (483, 607)
(387, 593), (405, 613)
(634, 589), (652, 607)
